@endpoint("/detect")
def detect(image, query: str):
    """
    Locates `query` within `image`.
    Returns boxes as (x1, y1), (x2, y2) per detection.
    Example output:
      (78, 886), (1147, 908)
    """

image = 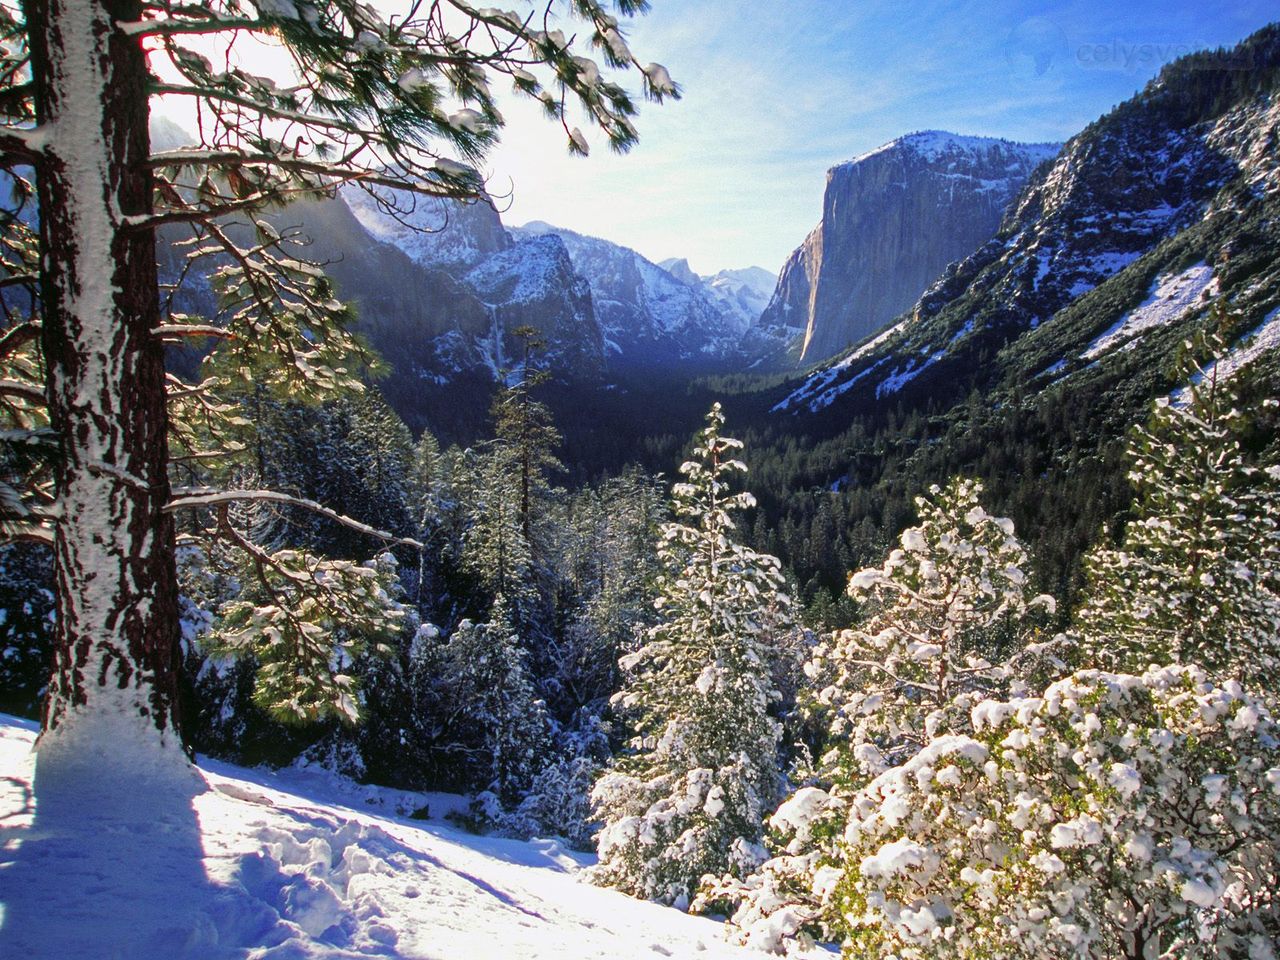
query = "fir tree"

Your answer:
(590, 403), (788, 907)
(1077, 334), (1280, 683)
(707, 479), (1059, 951)
(435, 595), (550, 805)
(492, 326), (563, 546)
(459, 441), (535, 605)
